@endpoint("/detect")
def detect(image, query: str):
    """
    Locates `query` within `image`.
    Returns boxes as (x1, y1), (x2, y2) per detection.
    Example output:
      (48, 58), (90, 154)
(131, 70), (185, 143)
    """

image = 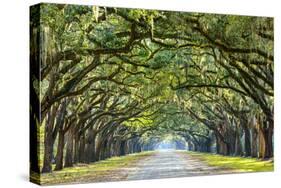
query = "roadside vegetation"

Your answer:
(187, 151), (273, 172)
